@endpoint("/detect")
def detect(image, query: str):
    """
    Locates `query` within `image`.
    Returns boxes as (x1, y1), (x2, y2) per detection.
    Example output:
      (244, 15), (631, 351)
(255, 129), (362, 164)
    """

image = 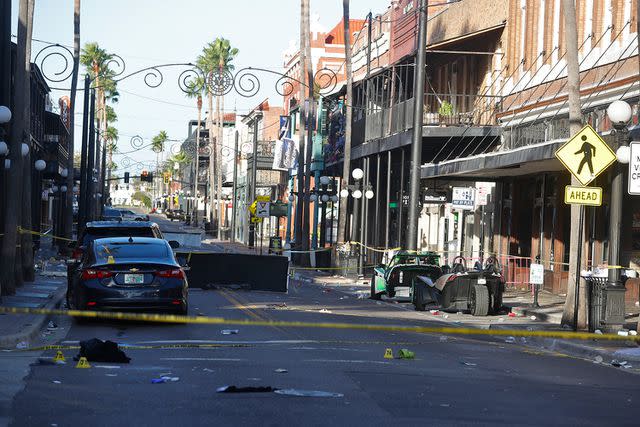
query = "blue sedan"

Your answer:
(67, 237), (188, 315)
